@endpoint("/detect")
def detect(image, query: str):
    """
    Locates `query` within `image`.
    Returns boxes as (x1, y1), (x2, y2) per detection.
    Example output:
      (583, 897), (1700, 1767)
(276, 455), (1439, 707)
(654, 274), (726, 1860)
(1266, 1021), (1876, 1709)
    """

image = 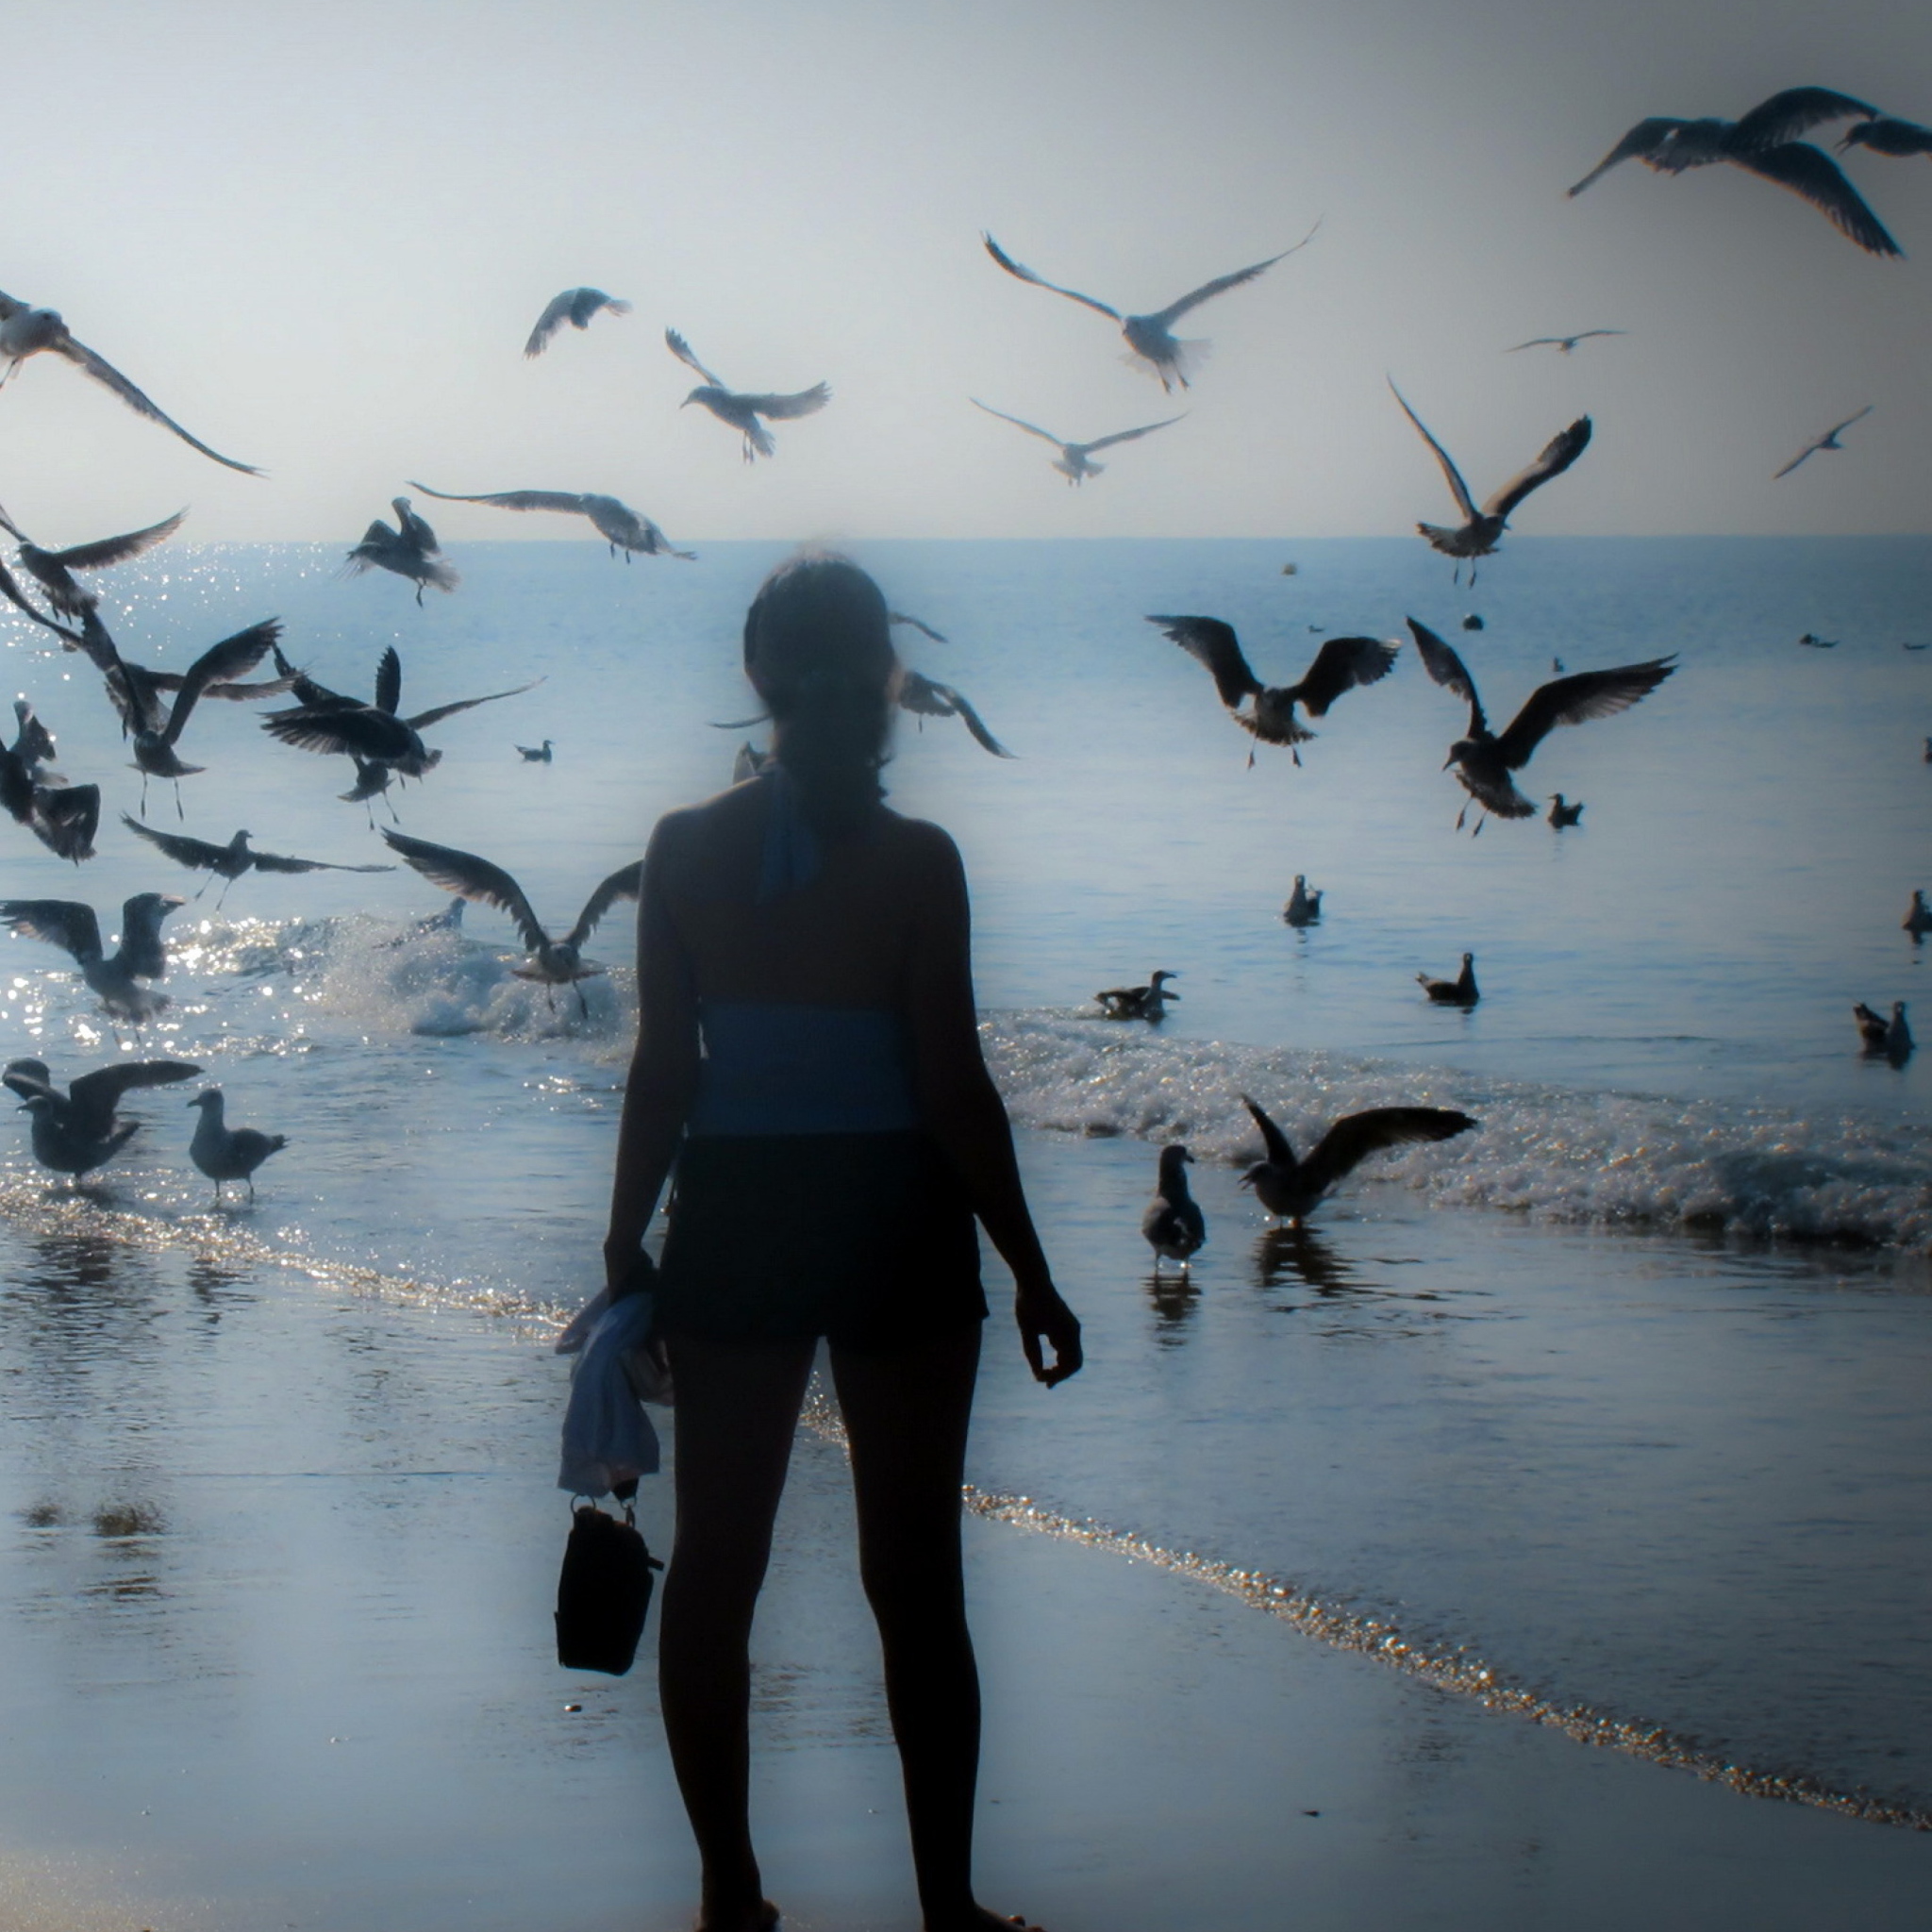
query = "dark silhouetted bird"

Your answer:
(344, 498), (458, 604)
(1095, 970), (1180, 1021)
(1507, 330), (1625, 354)
(0, 504), (185, 619)
(0, 892), (184, 1021)
(407, 483), (694, 560)
(121, 815), (394, 907)
(1418, 954), (1480, 1007)
(524, 287), (632, 358)
(4, 1055), (201, 1178)
(1141, 1143), (1206, 1273)
(187, 1089), (289, 1201)
(1240, 1092), (1476, 1226)
(1774, 407), (1873, 478)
